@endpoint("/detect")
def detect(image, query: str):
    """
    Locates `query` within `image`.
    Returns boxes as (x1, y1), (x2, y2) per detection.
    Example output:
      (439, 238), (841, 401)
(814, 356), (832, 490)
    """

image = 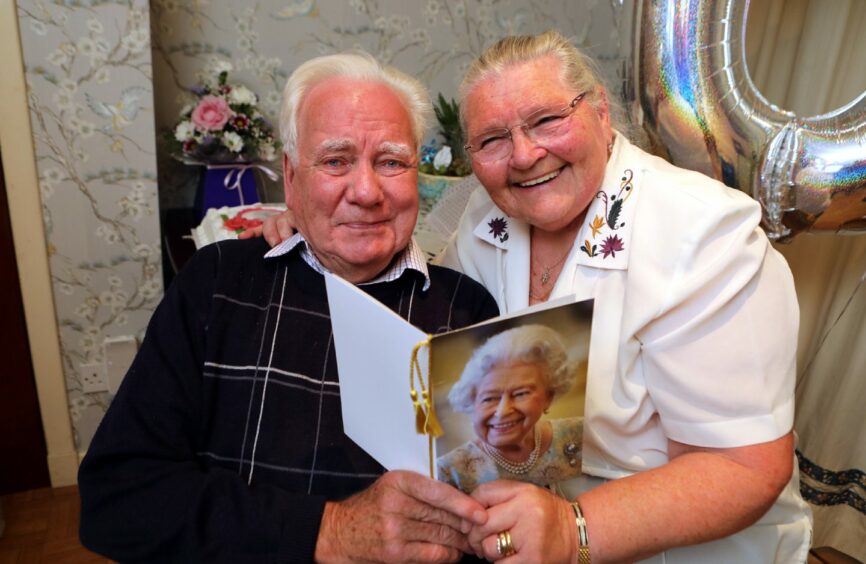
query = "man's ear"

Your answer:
(283, 152), (296, 210)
